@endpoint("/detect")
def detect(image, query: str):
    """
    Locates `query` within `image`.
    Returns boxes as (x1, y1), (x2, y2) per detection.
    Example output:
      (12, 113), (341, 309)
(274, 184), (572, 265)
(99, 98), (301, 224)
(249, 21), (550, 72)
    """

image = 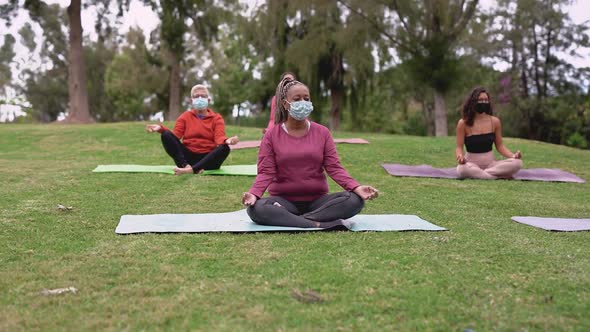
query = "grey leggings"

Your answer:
(247, 191), (365, 228)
